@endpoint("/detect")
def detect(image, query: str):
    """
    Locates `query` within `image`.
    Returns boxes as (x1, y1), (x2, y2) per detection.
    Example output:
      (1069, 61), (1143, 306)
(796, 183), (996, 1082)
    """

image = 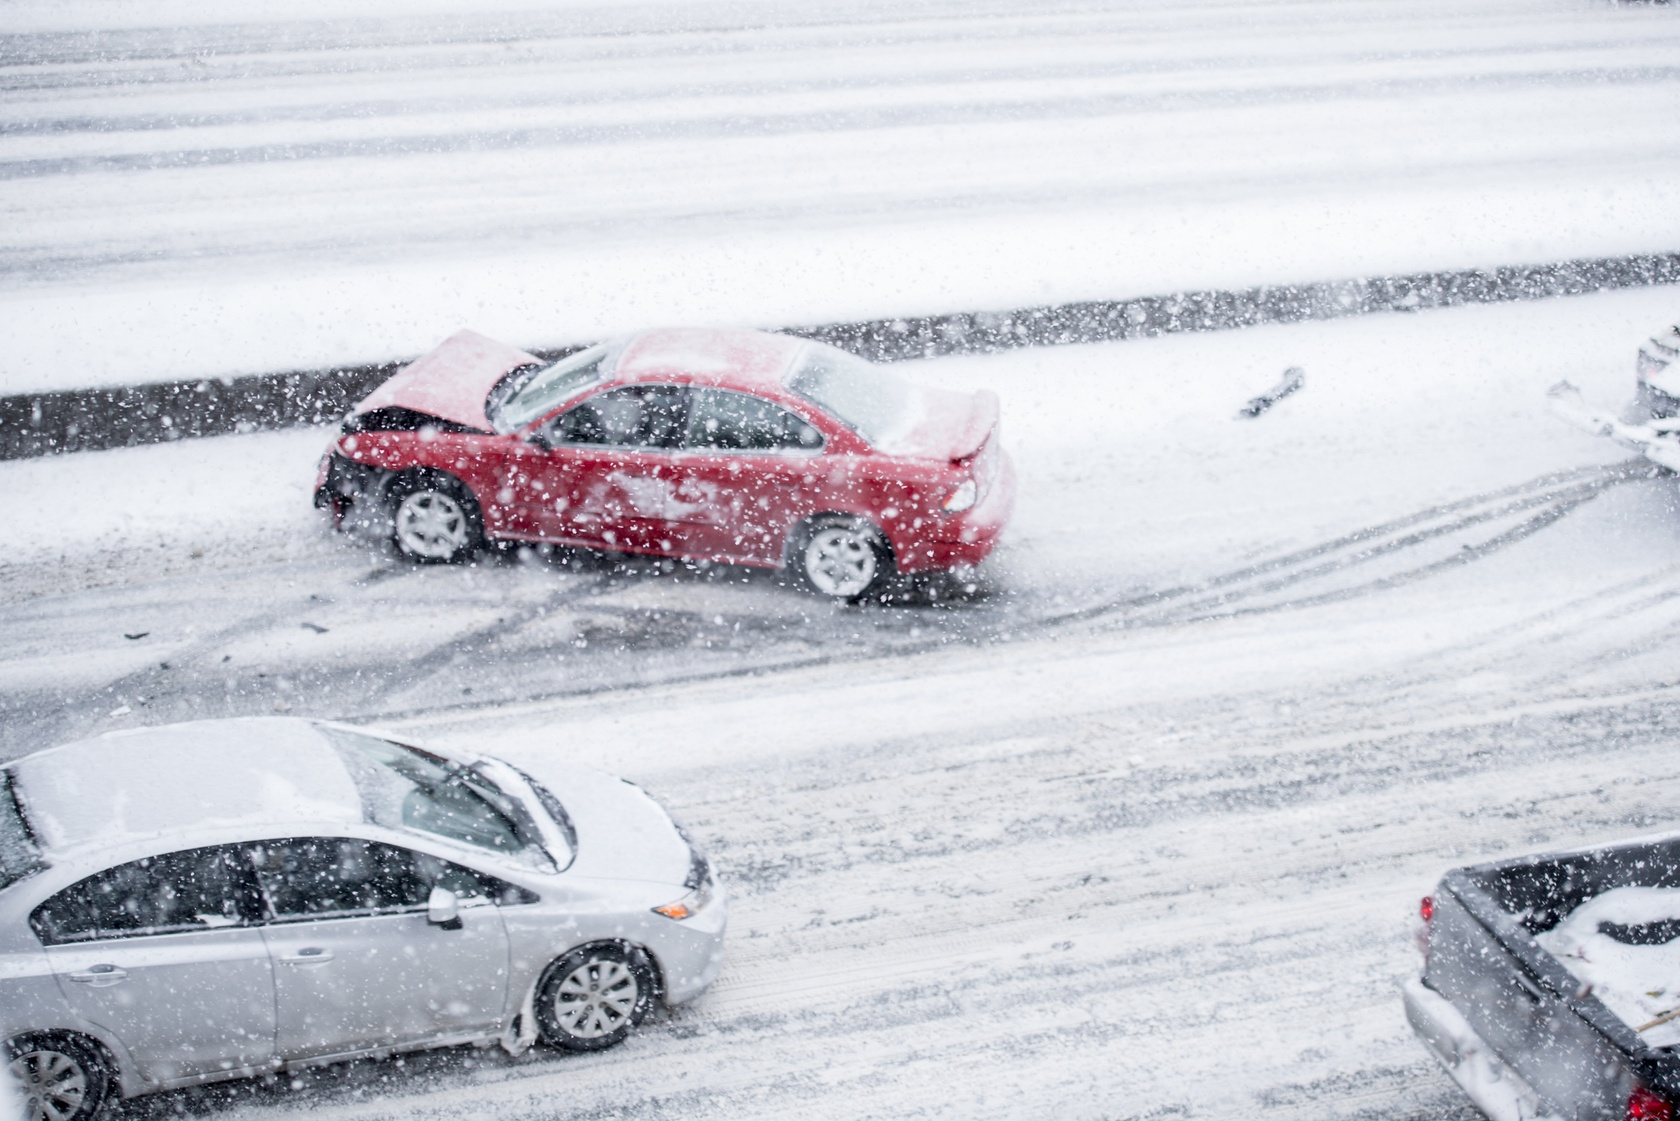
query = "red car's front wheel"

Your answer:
(389, 473), (483, 564)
